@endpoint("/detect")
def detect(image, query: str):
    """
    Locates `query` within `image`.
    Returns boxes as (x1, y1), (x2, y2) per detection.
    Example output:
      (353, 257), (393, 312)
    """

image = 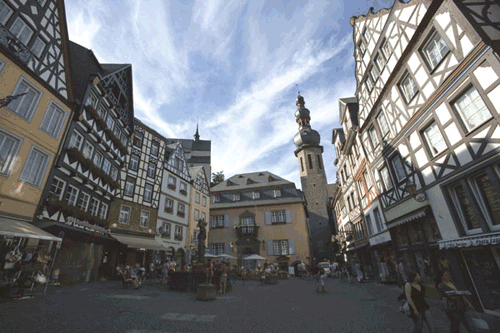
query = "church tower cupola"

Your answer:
(293, 92), (321, 149)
